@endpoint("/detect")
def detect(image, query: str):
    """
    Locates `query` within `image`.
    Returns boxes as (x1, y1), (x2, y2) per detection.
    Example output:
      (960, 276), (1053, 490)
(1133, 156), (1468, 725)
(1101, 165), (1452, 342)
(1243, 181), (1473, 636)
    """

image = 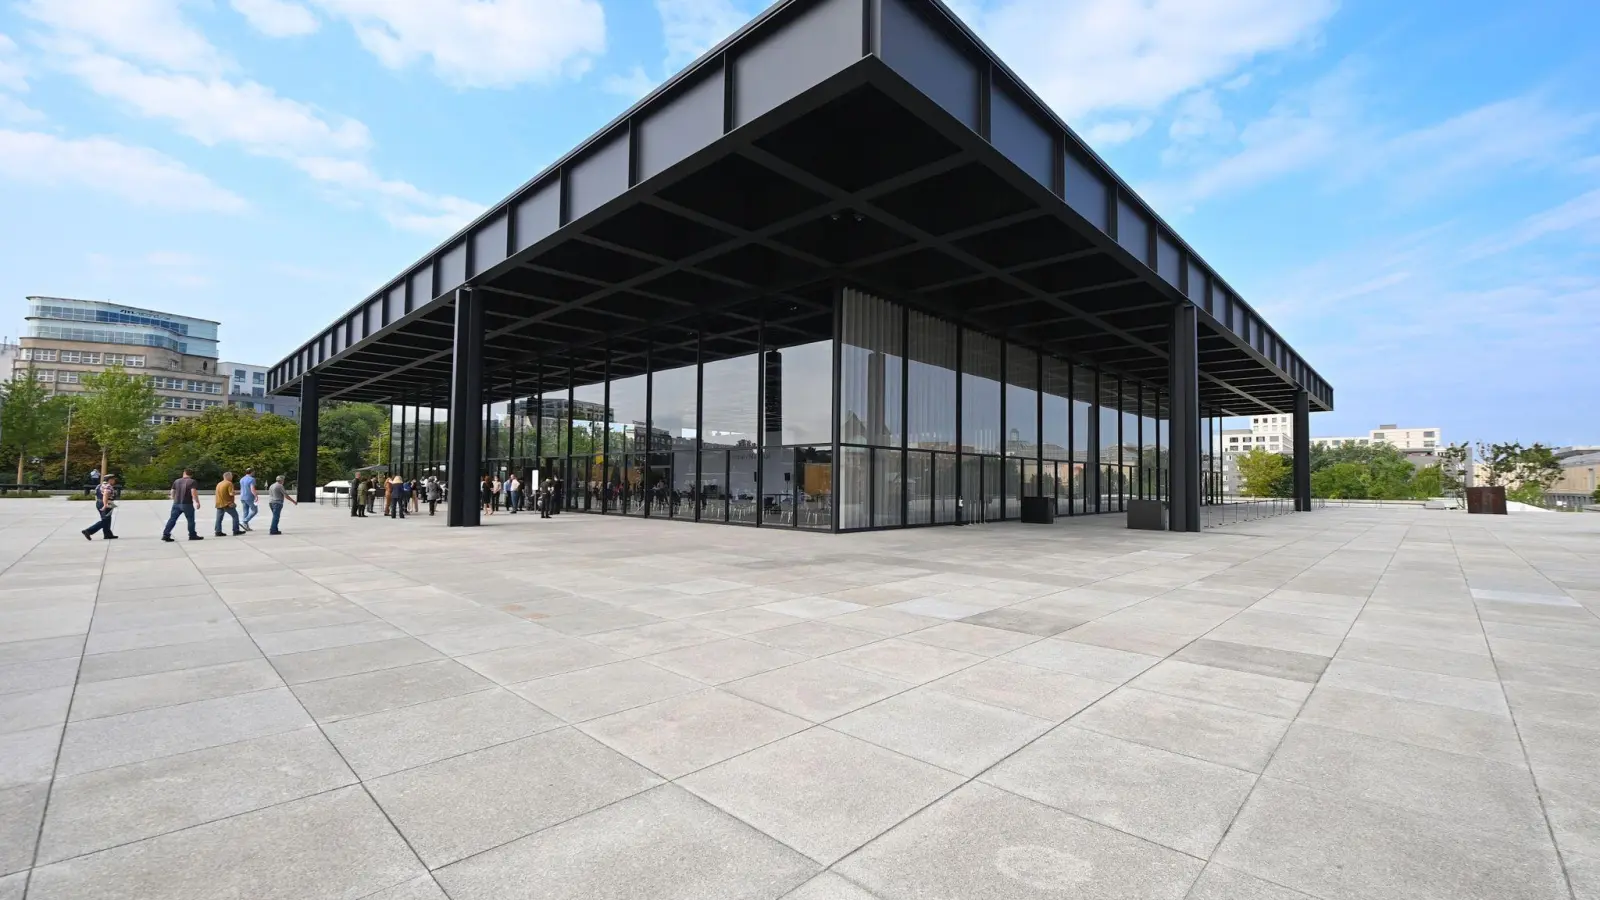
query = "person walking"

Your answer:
(214, 471), (245, 537)
(81, 474), (119, 540)
(539, 479), (553, 518)
(267, 475), (297, 534)
(490, 476), (502, 514)
(238, 468), (259, 532)
(425, 476), (442, 515)
(410, 478), (422, 514)
(161, 468), (203, 542)
(381, 474), (393, 517)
